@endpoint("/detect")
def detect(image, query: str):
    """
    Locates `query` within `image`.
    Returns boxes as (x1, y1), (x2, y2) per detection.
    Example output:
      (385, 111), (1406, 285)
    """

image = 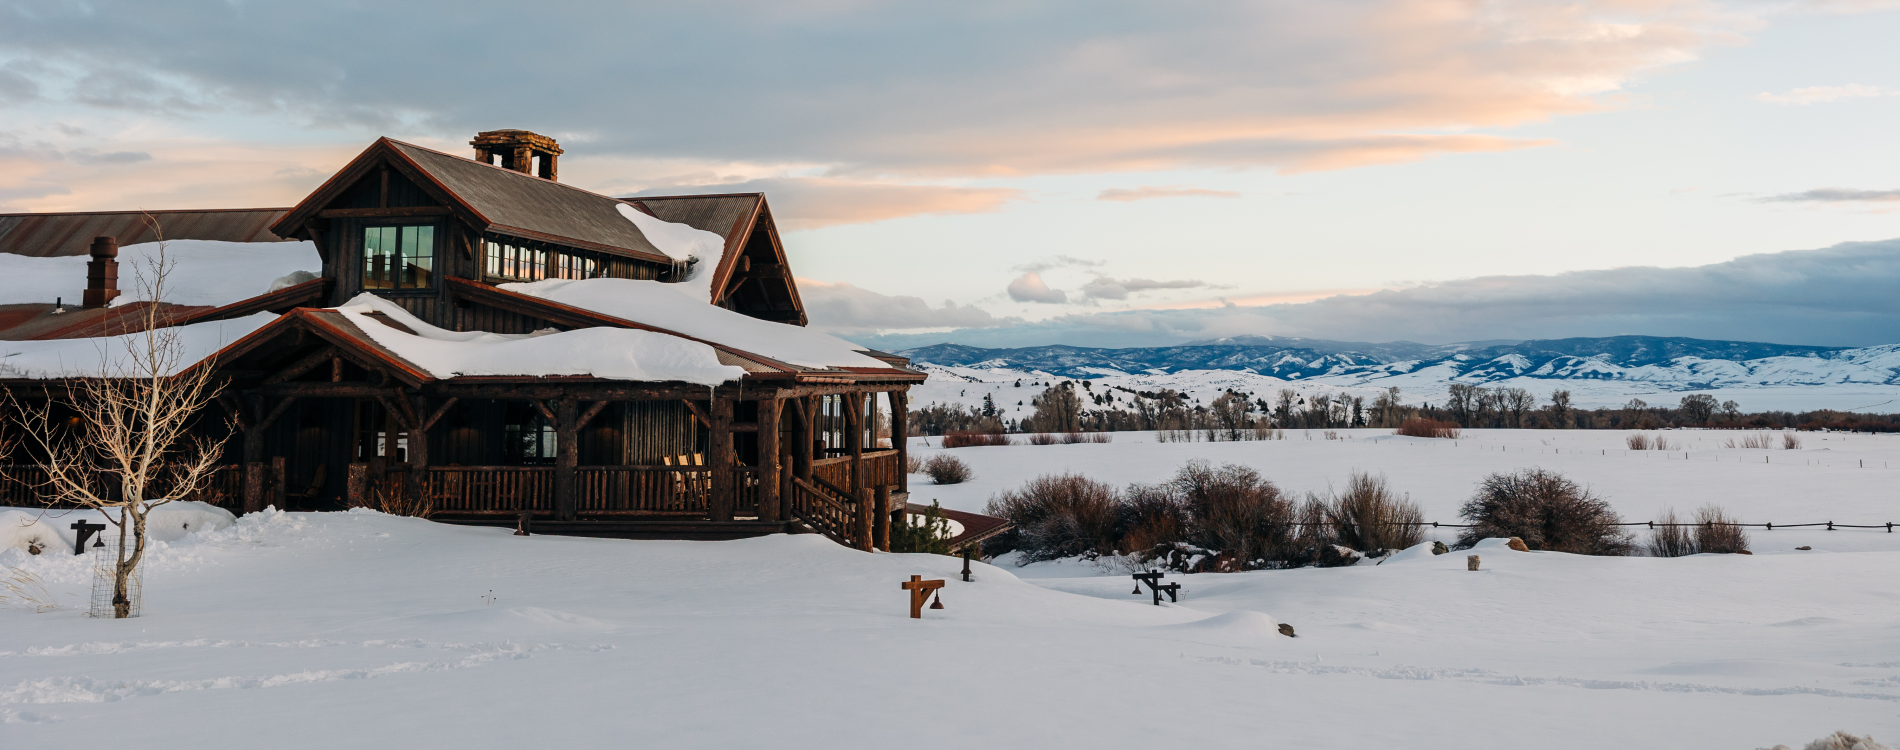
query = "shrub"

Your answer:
(1693, 504), (1750, 554)
(923, 455), (973, 485)
(1647, 508), (1696, 557)
(1626, 433), (1649, 450)
(906, 454), (923, 474)
(942, 429), (1015, 448)
(1118, 482), (1190, 555)
(1027, 432), (1060, 446)
(1395, 418), (1460, 439)
(986, 474), (1121, 562)
(890, 501), (954, 554)
(1456, 468), (1632, 555)
(1782, 431), (1803, 450)
(1172, 460), (1296, 567)
(1324, 472), (1425, 555)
